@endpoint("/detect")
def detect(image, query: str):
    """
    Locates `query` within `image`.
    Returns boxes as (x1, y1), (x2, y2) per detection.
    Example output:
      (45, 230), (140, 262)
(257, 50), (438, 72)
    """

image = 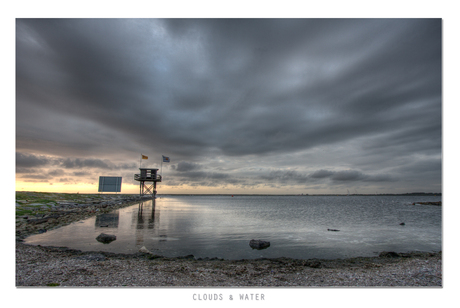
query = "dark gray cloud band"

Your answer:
(16, 152), (136, 171)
